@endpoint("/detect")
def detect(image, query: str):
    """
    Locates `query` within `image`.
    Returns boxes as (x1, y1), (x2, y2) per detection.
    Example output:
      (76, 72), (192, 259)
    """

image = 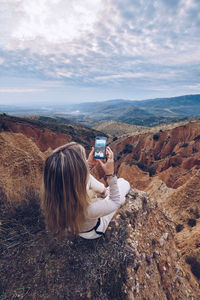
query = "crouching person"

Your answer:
(42, 142), (130, 239)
